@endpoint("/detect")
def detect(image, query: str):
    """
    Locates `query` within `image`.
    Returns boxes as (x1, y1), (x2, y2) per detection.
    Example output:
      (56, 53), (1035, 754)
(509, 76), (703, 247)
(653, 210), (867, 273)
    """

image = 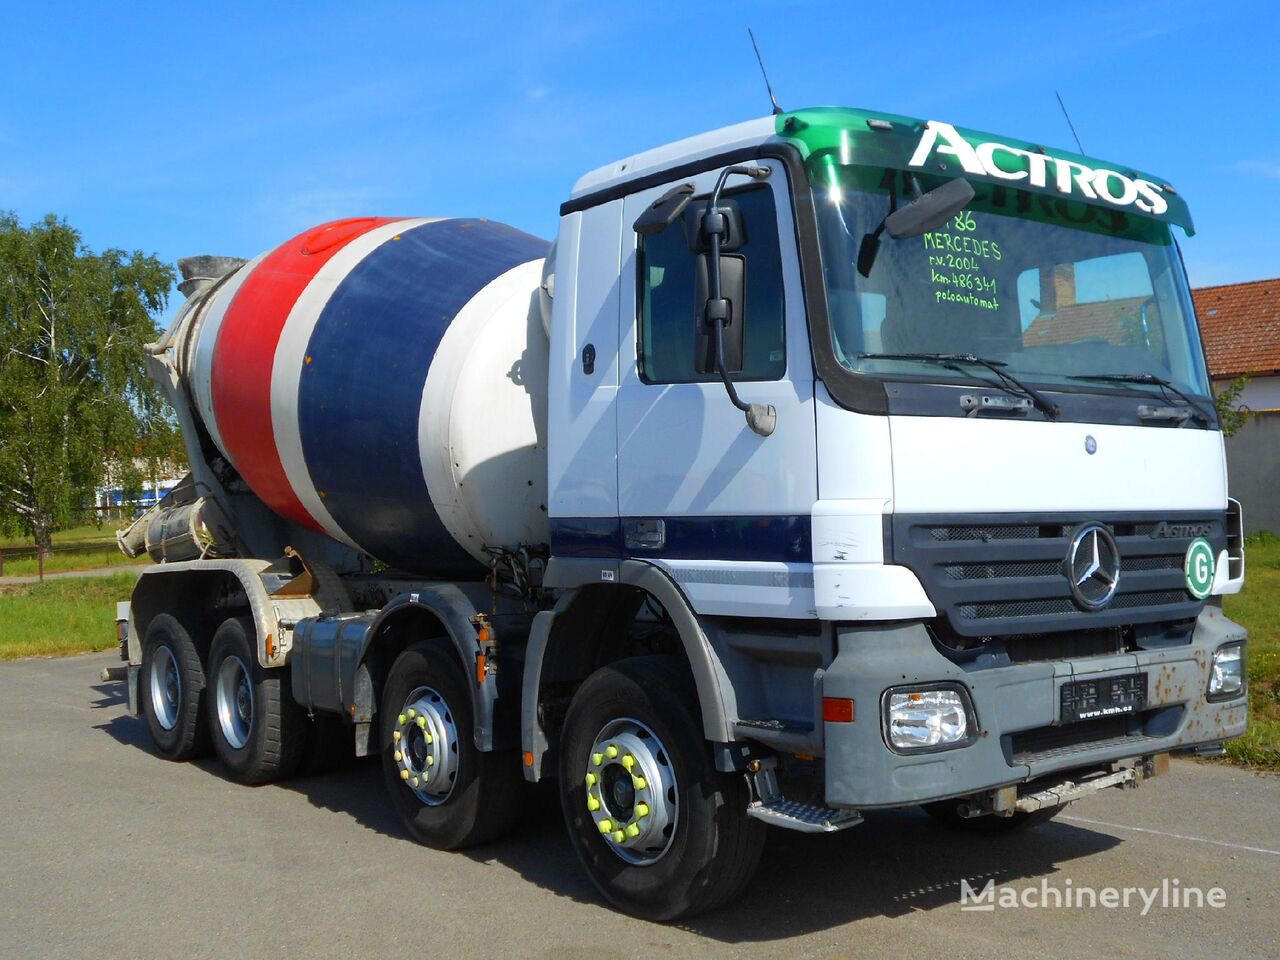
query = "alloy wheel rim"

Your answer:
(149, 644), (181, 731)
(391, 686), (460, 806)
(215, 655), (254, 749)
(583, 717), (679, 865)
